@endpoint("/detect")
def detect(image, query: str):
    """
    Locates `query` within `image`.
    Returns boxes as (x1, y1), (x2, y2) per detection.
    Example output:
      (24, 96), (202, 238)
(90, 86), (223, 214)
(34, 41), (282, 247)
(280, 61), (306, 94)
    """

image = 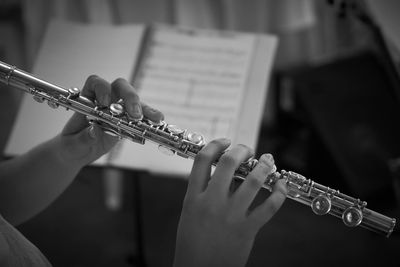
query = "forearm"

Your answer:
(0, 134), (85, 225)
